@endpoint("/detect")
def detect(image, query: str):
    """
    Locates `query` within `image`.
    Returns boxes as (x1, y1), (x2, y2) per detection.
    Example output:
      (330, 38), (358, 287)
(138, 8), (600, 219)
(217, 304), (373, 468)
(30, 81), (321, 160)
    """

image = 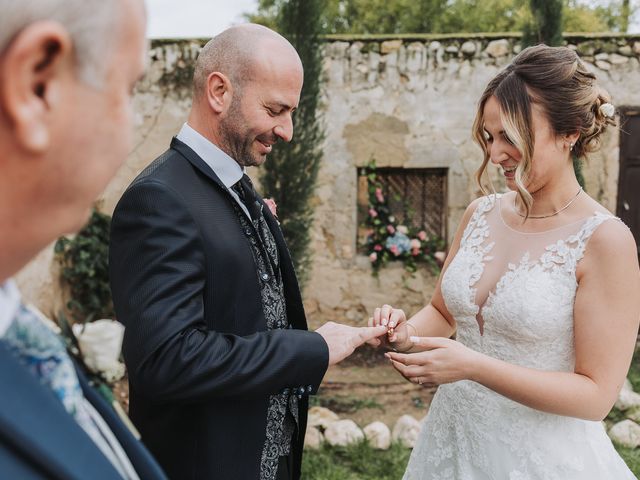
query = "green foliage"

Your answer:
(360, 162), (445, 276)
(247, 0), (635, 34)
(259, 0), (326, 286)
(302, 442), (412, 479)
(522, 0), (564, 47)
(54, 209), (114, 323)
